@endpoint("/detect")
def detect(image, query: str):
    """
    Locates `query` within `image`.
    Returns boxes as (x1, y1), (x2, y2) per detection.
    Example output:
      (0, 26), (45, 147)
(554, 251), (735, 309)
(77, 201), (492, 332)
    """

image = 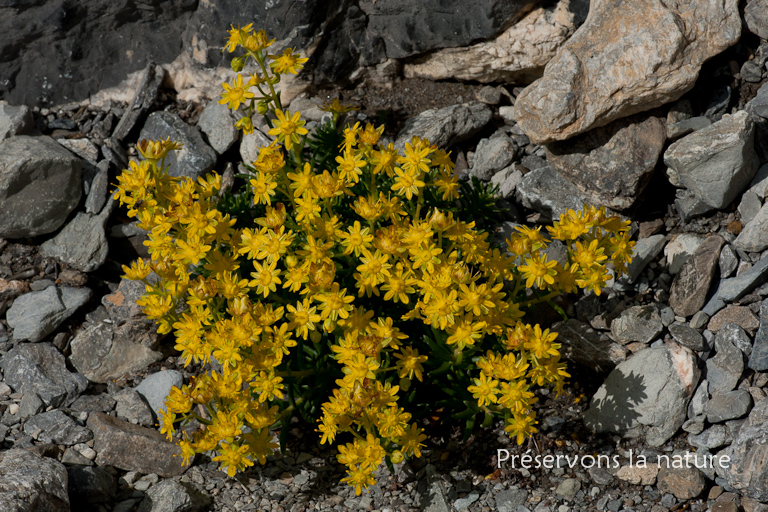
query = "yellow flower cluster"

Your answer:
(113, 26), (634, 494)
